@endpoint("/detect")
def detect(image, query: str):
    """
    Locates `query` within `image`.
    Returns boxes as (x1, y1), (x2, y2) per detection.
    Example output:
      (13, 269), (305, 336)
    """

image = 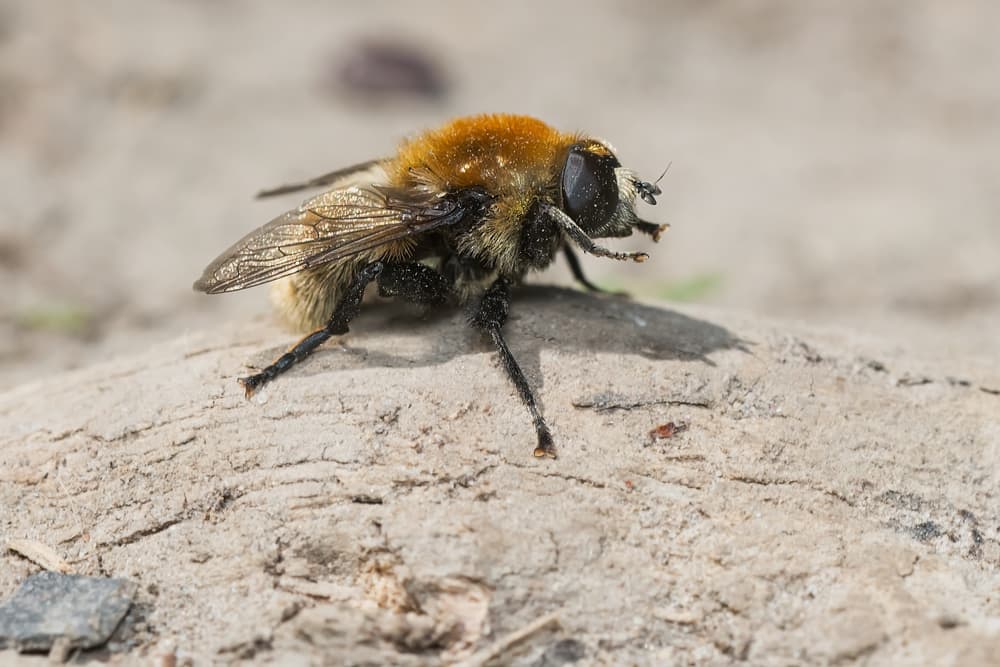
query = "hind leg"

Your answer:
(240, 262), (453, 397)
(240, 262), (384, 396)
